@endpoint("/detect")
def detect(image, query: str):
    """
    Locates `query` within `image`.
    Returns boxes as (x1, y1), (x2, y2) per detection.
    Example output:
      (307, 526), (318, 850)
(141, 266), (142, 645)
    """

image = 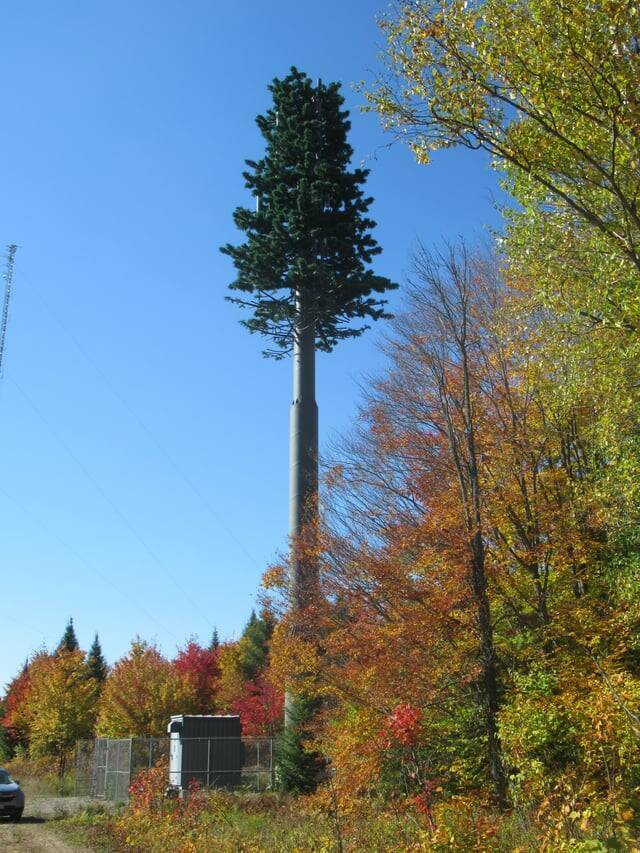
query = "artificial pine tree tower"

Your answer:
(222, 67), (395, 720)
